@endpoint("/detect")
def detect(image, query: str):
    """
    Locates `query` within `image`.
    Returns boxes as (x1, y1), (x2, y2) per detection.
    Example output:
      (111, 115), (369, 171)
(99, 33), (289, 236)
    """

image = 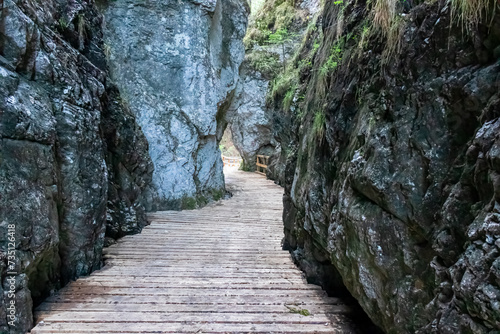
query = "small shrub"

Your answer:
(296, 108), (304, 120)
(312, 39), (321, 53)
(355, 22), (372, 57)
(181, 197), (197, 210)
(318, 39), (343, 78)
(268, 28), (290, 44)
(244, 27), (272, 48)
